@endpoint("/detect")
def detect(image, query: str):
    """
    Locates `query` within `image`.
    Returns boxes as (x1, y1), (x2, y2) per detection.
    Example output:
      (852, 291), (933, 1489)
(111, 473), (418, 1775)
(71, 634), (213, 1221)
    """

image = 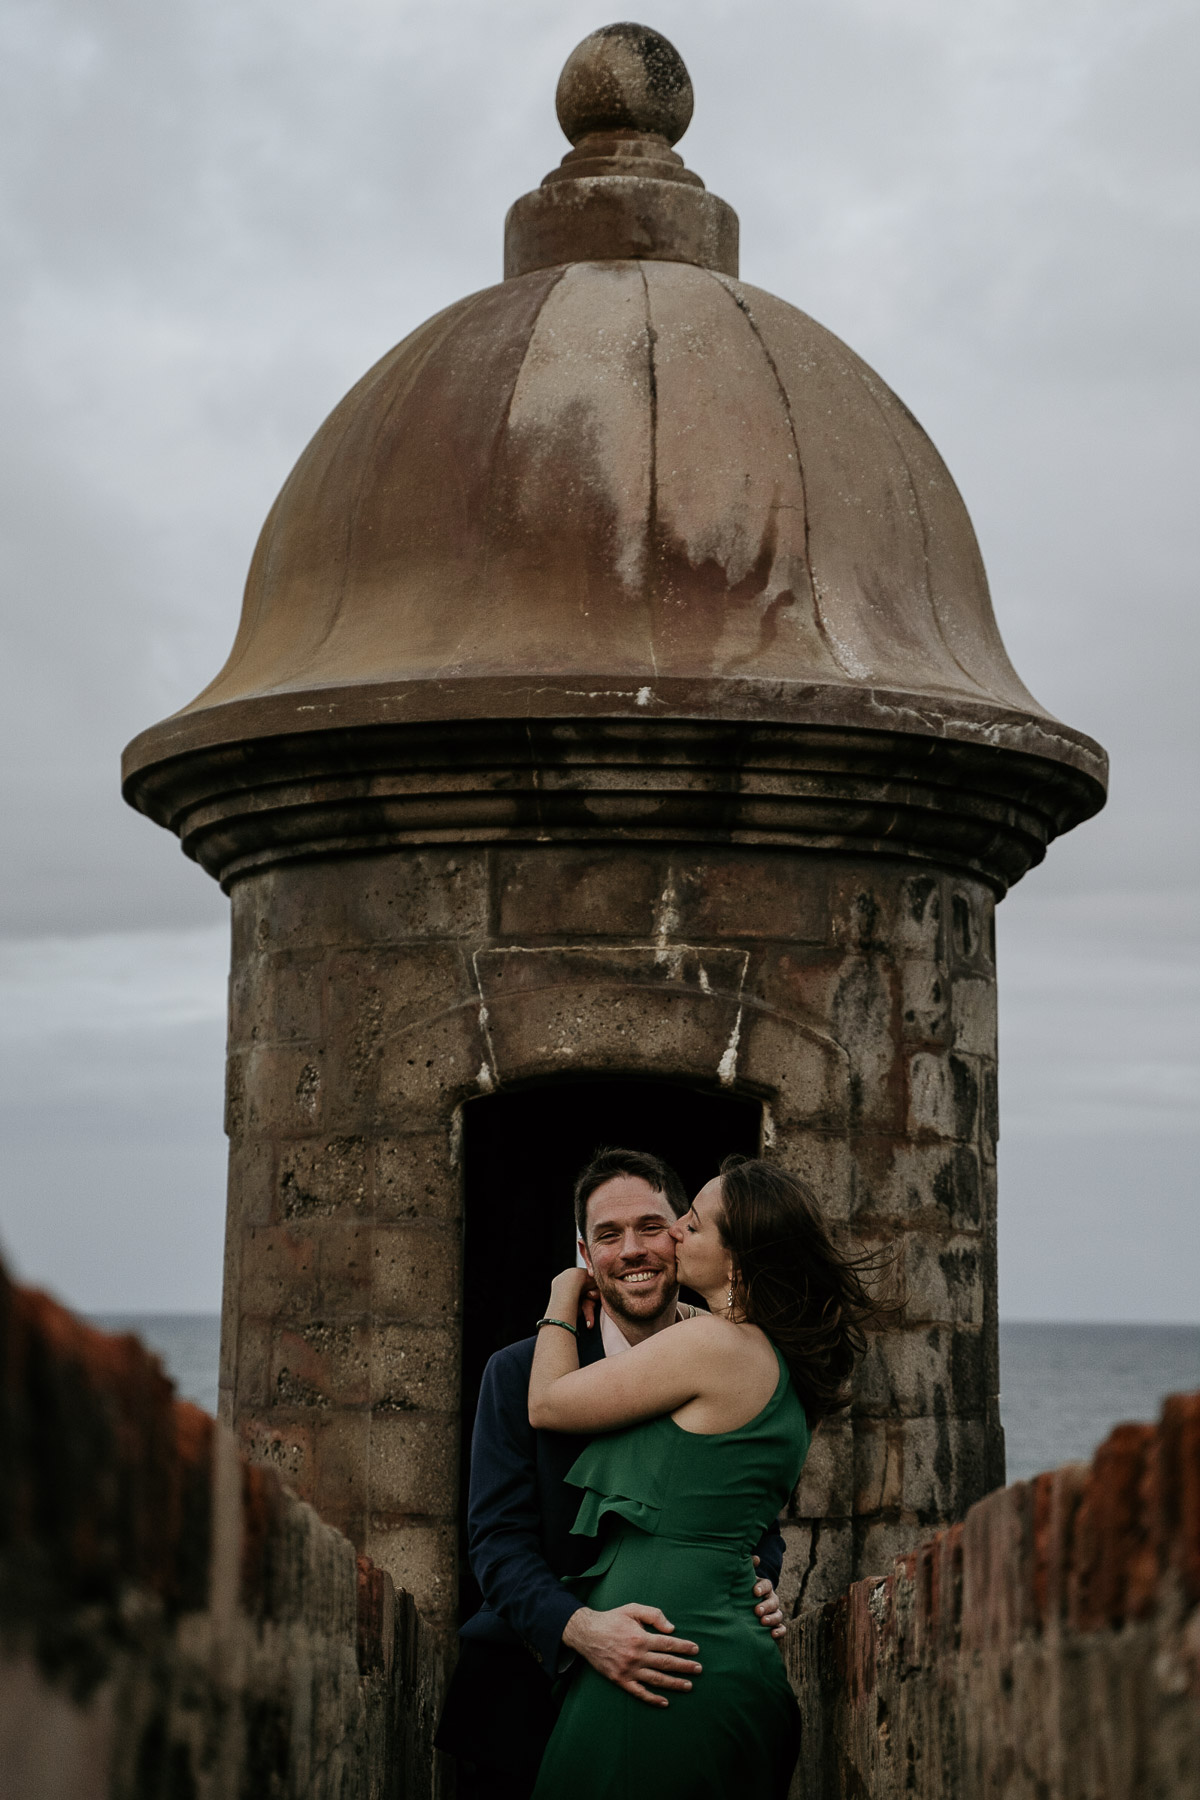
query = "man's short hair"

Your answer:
(573, 1146), (690, 1241)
